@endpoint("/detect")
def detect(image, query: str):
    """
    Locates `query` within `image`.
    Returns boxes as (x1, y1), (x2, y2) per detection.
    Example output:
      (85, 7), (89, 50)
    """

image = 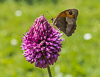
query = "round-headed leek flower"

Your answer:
(21, 15), (64, 68)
